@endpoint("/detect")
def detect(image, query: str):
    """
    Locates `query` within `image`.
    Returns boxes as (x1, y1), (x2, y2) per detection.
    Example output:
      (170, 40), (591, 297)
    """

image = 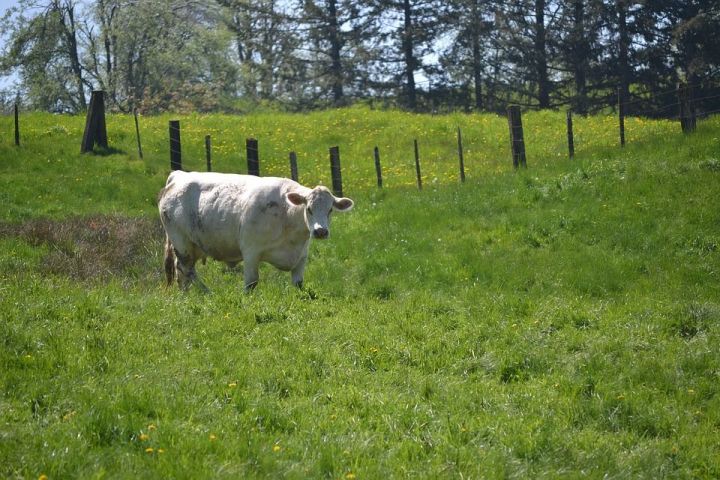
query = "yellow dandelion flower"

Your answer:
(145, 447), (154, 454)
(228, 382), (237, 388)
(148, 424), (157, 431)
(139, 433), (150, 441)
(346, 473), (356, 479)
(209, 434), (217, 441)
(39, 475), (48, 480)
(272, 444), (281, 452)
(158, 448), (165, 454)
